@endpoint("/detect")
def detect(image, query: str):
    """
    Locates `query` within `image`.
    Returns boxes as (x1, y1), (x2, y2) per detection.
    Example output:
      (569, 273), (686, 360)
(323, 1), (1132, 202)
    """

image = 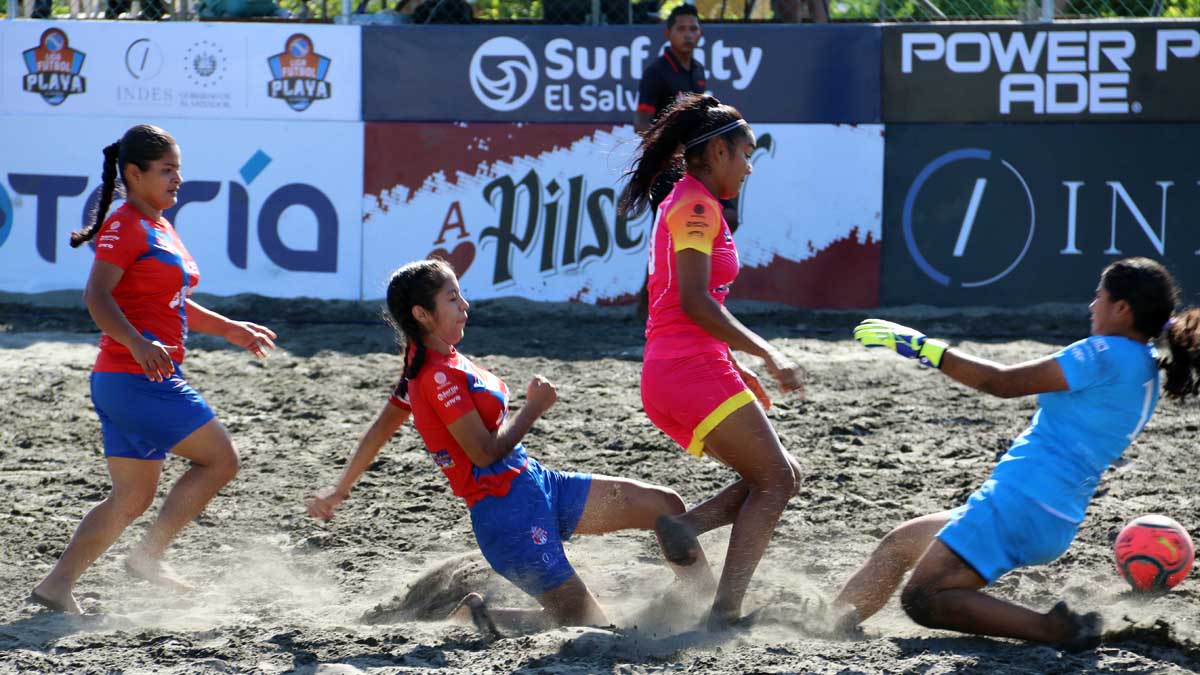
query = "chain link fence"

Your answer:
(5, 0), (1197, 23)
